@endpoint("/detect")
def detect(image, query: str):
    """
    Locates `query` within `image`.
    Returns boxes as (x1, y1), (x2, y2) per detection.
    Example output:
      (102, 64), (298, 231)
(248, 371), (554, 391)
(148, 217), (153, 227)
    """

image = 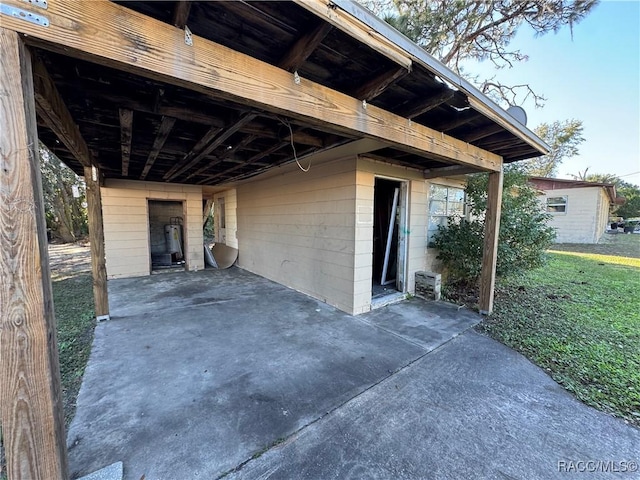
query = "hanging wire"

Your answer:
(278, 117), (311, 172)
